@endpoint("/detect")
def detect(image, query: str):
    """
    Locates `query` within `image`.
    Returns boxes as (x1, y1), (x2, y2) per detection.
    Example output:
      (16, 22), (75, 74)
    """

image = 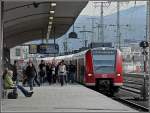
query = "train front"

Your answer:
(91, 47), (123, 94)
